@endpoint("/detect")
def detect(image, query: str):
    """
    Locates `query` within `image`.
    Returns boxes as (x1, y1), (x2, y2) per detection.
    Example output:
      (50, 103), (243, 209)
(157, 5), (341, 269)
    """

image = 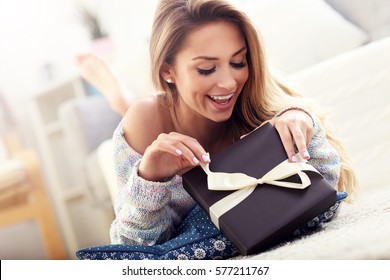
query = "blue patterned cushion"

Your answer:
(76, 192), (347, 260)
